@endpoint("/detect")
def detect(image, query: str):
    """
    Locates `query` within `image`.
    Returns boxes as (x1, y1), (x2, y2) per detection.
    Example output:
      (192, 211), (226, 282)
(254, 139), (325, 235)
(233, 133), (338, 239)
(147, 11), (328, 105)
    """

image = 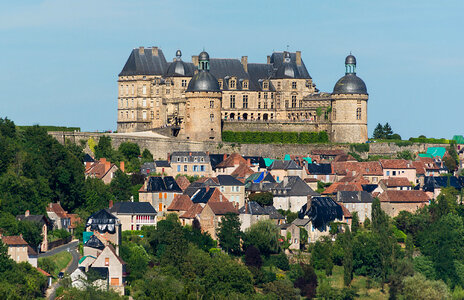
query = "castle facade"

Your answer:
(117, 46), (368, 143)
